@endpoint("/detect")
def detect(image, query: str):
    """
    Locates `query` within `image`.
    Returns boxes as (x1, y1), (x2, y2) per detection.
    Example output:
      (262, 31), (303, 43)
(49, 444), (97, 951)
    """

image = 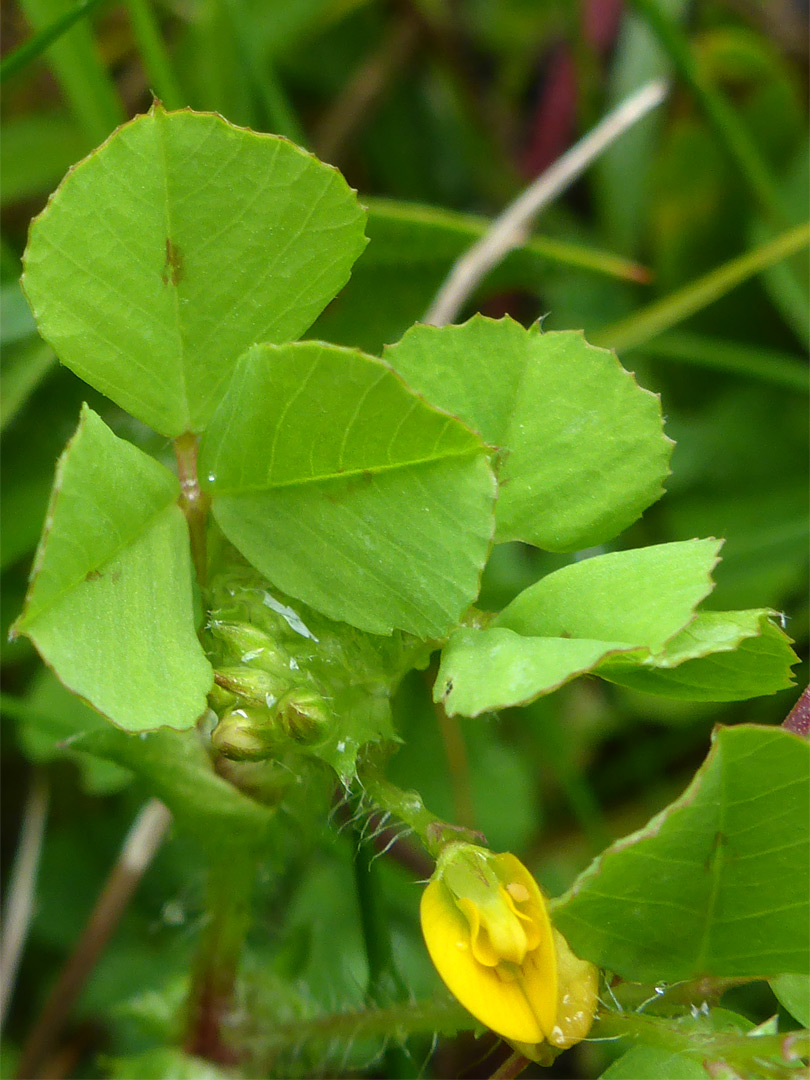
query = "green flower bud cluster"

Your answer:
(204, 559), (433, 770)
(207, 618), (333, 760)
